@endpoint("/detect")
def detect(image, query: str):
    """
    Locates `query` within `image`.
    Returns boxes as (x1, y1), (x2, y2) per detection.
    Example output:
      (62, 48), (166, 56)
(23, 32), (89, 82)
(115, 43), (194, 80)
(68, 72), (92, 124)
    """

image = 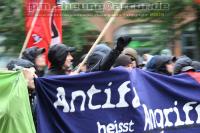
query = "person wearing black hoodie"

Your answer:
(86, 43), (112, 72)
(46, 44), (76, 75)
(87, 36), (132, 72)
(22, 46), (46, 77)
